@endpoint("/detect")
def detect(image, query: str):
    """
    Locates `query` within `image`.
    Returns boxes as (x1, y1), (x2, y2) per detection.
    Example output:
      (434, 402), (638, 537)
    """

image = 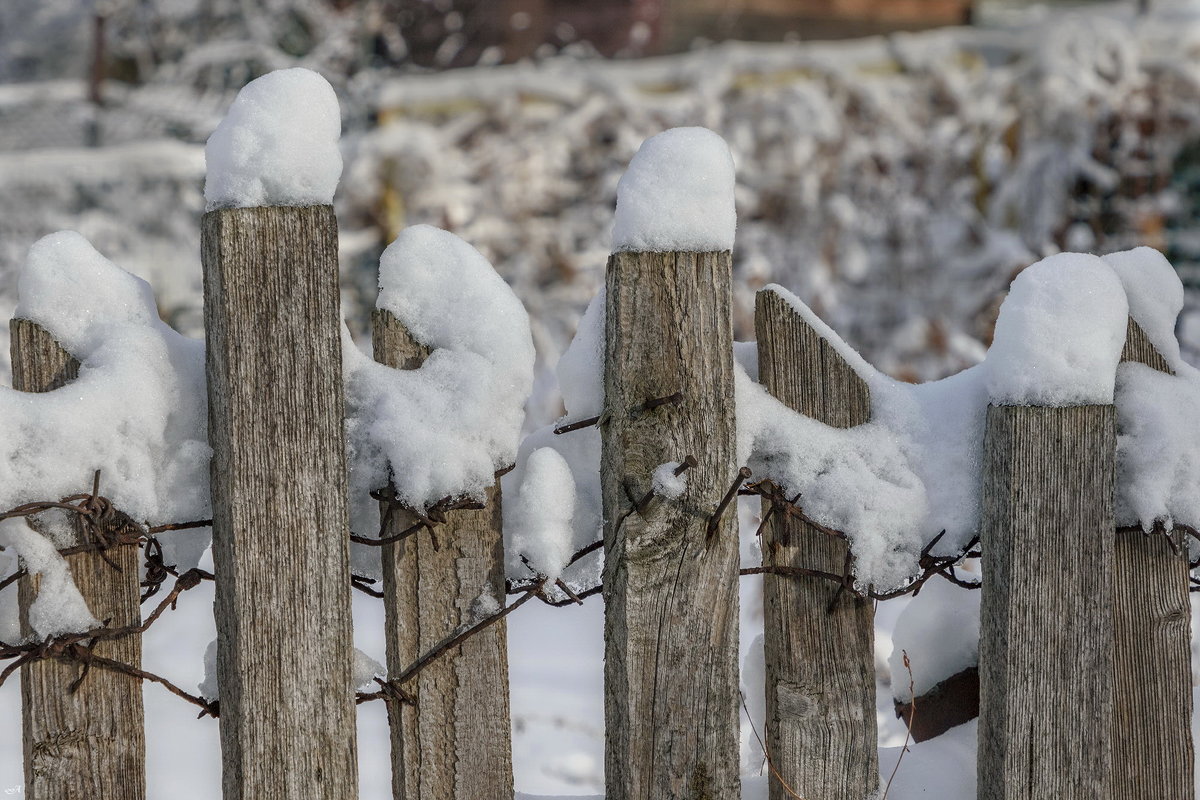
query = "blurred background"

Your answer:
(2, 1), (1200, 796)
(5, 0), (1200, 411)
